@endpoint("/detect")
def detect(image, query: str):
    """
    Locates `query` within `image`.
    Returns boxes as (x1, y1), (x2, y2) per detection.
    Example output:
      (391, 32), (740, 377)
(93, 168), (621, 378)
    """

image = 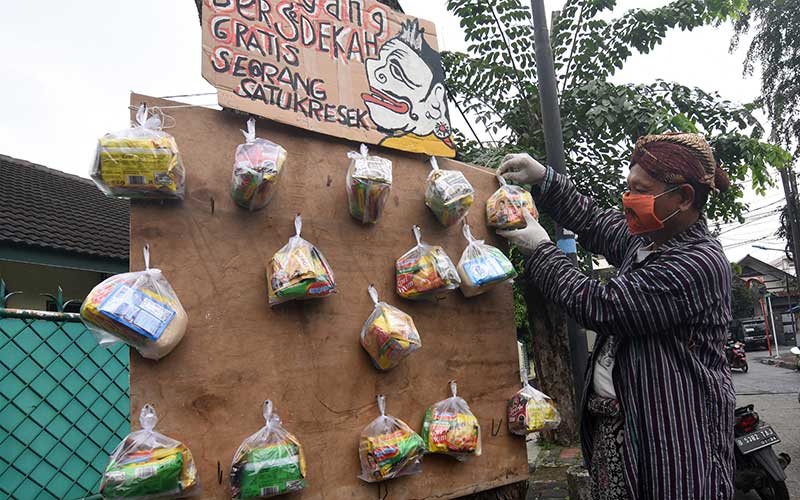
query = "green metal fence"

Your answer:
(0, 308), (130, 500)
